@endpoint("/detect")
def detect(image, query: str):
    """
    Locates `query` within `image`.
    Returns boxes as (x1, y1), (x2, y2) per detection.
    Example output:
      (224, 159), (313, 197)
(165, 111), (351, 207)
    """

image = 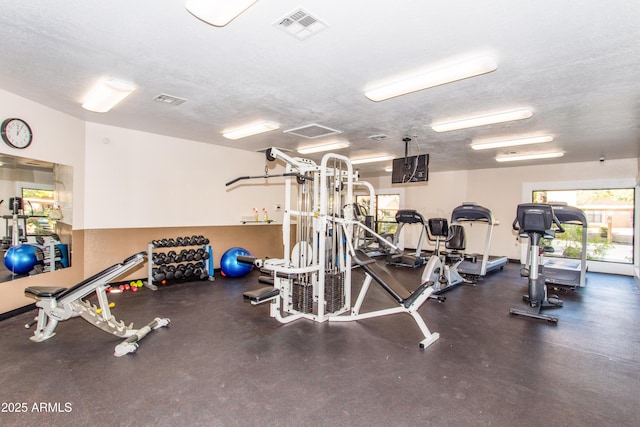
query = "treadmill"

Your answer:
(450, 203), (508, 277)
(543, 202), (588, 288)
(387, 209), (428, 268)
